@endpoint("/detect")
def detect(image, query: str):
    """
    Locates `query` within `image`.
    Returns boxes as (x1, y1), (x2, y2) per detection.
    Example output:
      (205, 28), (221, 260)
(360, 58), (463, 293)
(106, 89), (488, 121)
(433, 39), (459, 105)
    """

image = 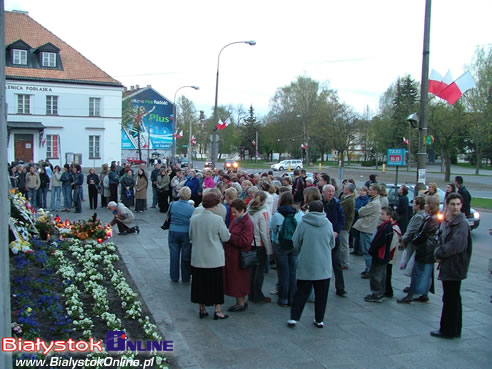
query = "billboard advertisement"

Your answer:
(122, 88), (174, 150)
